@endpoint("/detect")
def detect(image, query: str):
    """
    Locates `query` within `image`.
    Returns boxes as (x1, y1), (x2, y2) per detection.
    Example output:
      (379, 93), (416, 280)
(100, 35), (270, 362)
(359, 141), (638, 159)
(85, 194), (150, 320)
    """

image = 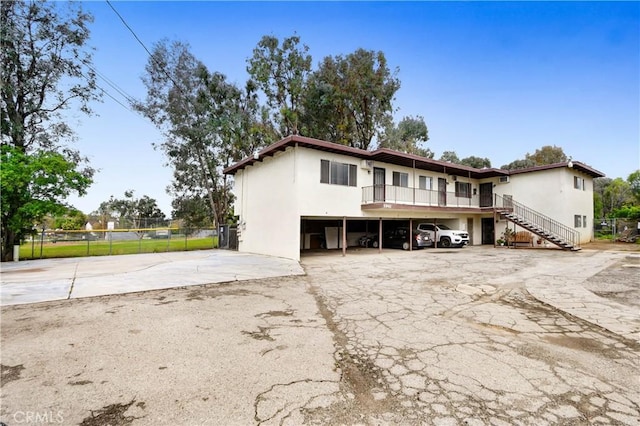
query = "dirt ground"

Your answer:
(581, 240), (640, 252)
(1, 246), (639, 425)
